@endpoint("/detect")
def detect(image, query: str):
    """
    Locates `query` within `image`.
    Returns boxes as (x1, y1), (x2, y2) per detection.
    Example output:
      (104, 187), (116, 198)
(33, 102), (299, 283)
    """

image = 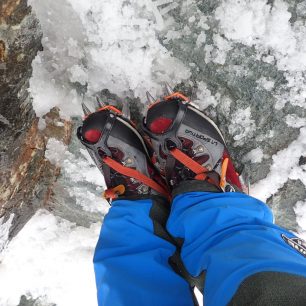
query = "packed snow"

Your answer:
(0, 0), (306, 305)
(0, 210), (100, 306)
